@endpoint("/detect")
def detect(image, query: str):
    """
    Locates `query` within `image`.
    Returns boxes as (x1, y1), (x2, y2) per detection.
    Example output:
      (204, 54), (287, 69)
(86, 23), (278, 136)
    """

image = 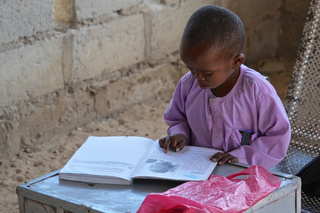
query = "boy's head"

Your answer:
(179, 5), (246, 94)
(180, 5), (245, 60)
